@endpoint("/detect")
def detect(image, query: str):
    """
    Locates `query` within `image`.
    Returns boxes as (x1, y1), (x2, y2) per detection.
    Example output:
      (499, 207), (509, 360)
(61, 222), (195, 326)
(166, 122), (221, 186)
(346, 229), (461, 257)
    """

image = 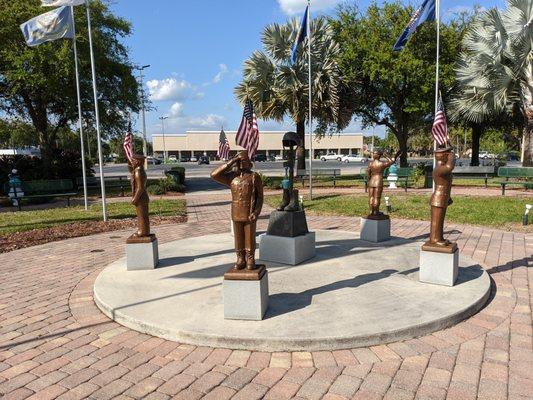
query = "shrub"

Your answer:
(167, 166), (185, 184)
(147, 184), (164, 195)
